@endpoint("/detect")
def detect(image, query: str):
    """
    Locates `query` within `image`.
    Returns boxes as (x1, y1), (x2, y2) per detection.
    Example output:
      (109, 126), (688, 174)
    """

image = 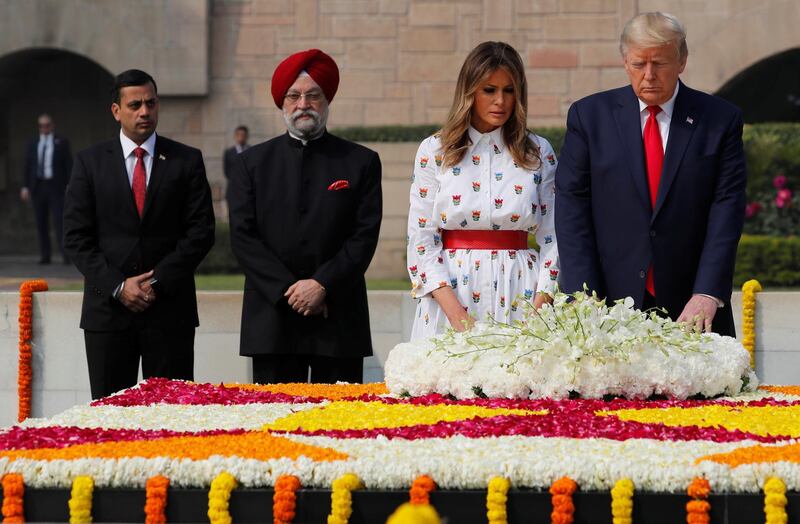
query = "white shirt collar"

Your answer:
(39, 133), (53, 142)
(120, 130), (157, 159)
(467, 125), (506, 152)
(637, 81), (680, 118)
